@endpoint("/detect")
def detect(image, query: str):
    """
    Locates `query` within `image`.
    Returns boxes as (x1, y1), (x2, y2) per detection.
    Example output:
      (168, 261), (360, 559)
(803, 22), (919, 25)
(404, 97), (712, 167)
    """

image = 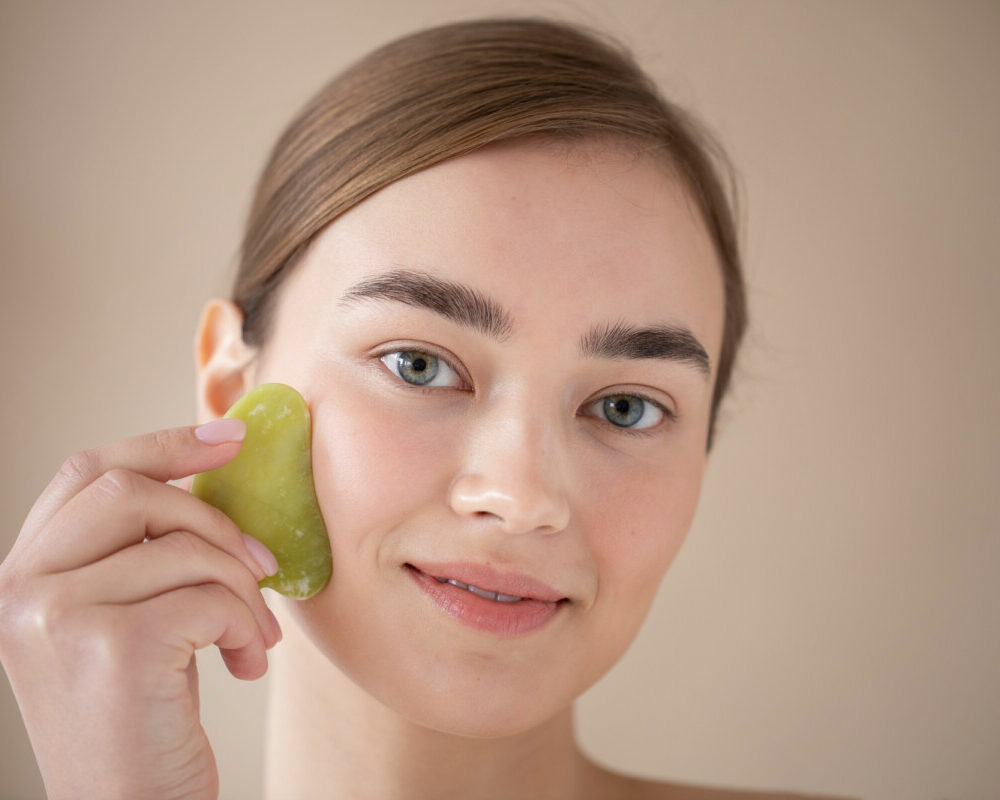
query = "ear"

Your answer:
(194, 299), (258, 422)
